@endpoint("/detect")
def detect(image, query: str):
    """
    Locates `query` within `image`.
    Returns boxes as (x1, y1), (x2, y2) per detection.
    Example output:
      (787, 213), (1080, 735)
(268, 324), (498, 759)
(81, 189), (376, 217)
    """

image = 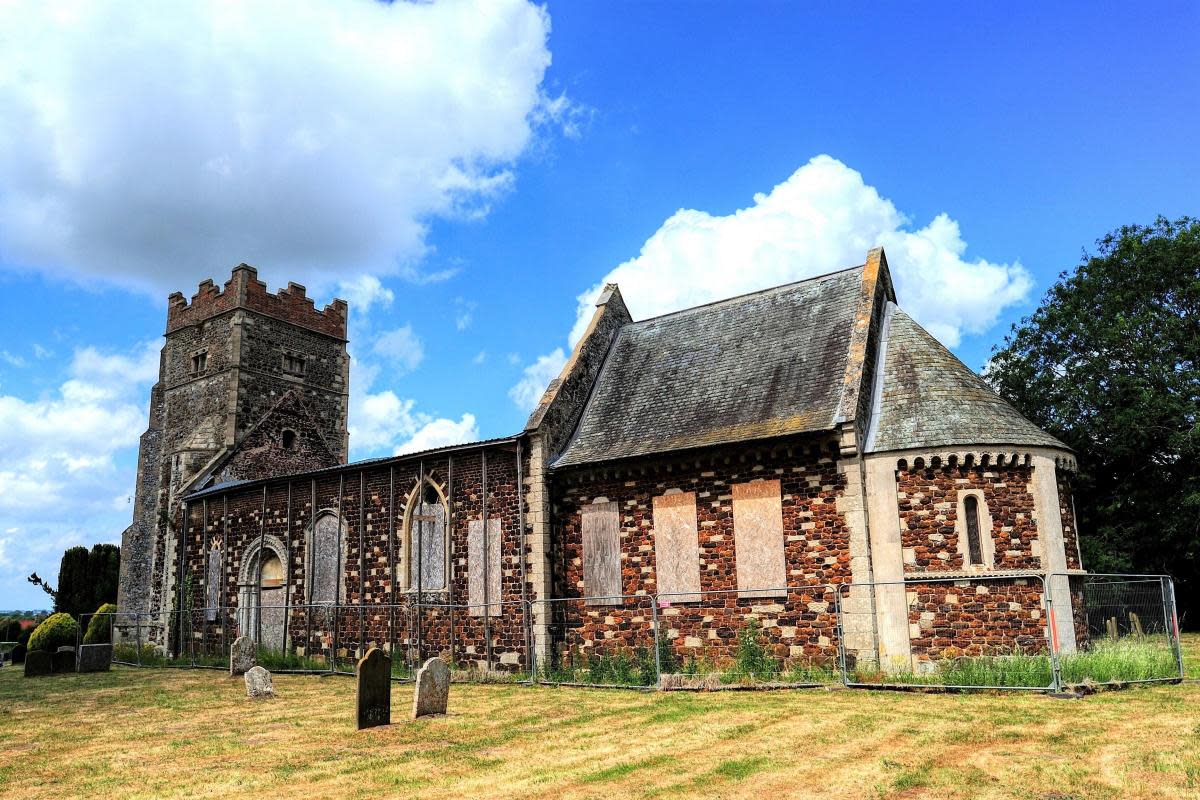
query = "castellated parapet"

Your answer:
(167, 264), (348, 340)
